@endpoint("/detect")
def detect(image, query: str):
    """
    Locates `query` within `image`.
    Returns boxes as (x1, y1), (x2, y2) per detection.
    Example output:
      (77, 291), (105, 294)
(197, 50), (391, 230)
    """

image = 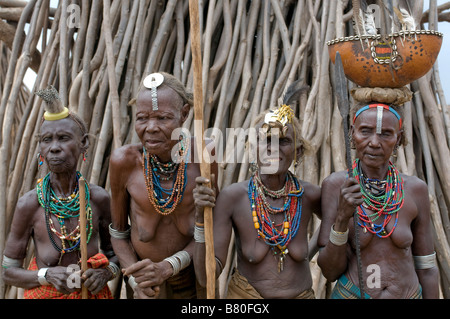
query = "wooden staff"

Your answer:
(188, 0), (216, 299)
(334, 51), (365, 299)
(78, 177), (88, 299)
